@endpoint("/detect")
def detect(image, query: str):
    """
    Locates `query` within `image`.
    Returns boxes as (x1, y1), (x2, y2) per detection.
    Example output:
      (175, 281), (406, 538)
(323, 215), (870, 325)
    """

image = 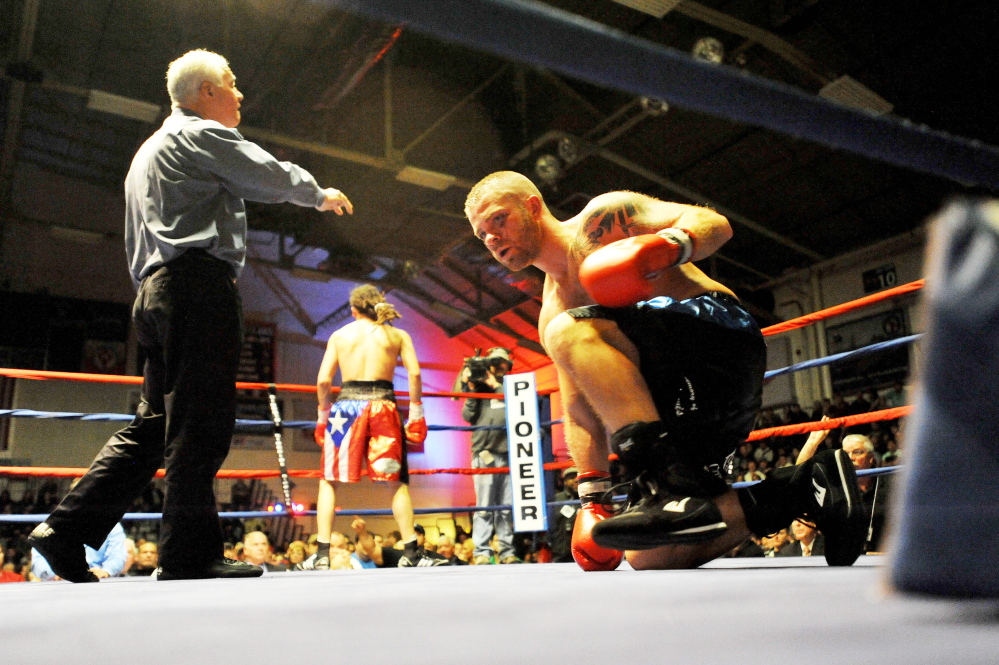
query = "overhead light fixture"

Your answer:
(49, 225), (104, 245)
(395, 165), (456, 191)
(640, 97), (670, 116)
(86, 90), (162, 123)
(612, 0), (682, 18)
(557, 137), (580, 165)
(692, 37), (725, 64)
(533, 154), (561, 185)
(819, 75), (894, 115)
